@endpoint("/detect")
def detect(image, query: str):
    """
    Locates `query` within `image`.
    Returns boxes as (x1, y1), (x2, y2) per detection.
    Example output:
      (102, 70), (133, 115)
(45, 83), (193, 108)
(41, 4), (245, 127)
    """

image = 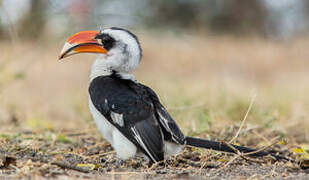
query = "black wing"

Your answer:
(140, 84), (186, 144)
(89, 76), (164, 162)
